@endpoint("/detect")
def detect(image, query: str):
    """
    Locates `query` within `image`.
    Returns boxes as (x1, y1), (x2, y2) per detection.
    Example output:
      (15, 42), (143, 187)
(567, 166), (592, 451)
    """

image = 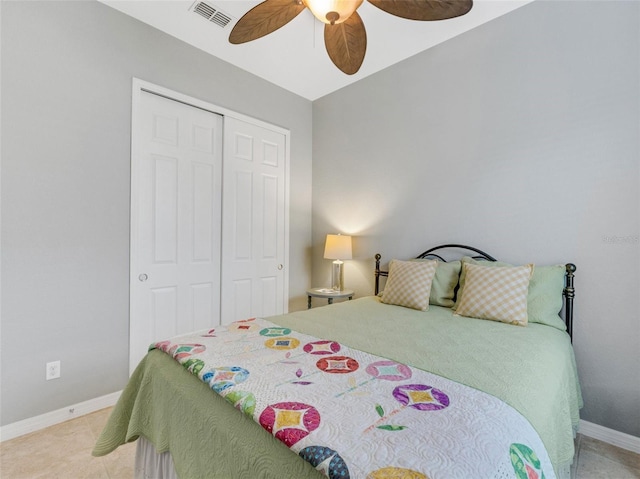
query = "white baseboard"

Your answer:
(2, 395), (638, 456)
(0, 391), (122, 443)
(579, 419), (640, 454)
